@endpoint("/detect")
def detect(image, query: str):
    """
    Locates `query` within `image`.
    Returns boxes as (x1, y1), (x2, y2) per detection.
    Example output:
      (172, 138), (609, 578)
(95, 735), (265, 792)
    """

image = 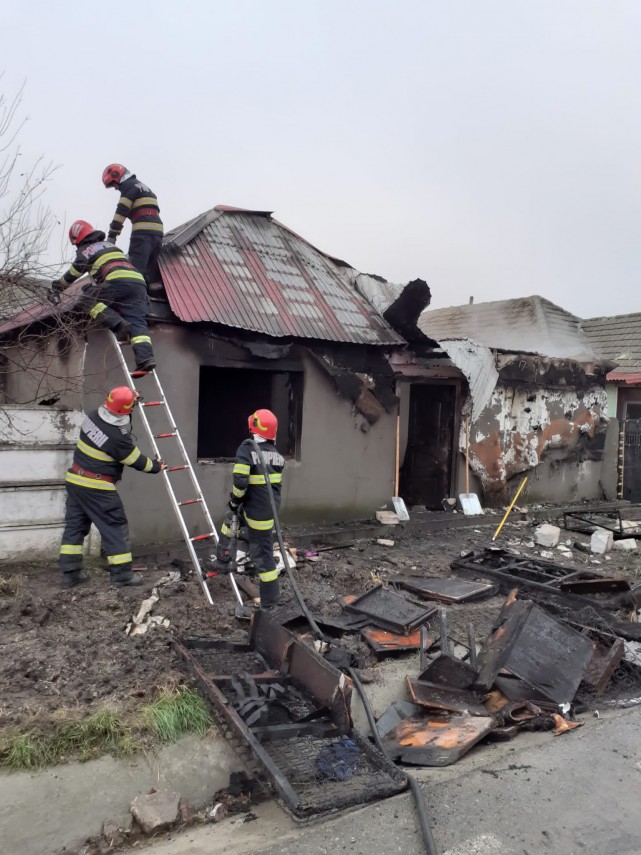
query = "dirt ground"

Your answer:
(1, 515), (640, 728)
